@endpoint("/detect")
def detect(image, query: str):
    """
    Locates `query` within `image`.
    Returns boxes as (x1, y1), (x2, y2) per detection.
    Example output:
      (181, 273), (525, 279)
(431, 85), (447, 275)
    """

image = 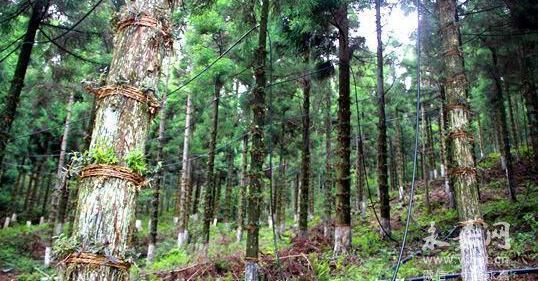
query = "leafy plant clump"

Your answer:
(125, 150), (148, 174)
(90, 141), (119, 165)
